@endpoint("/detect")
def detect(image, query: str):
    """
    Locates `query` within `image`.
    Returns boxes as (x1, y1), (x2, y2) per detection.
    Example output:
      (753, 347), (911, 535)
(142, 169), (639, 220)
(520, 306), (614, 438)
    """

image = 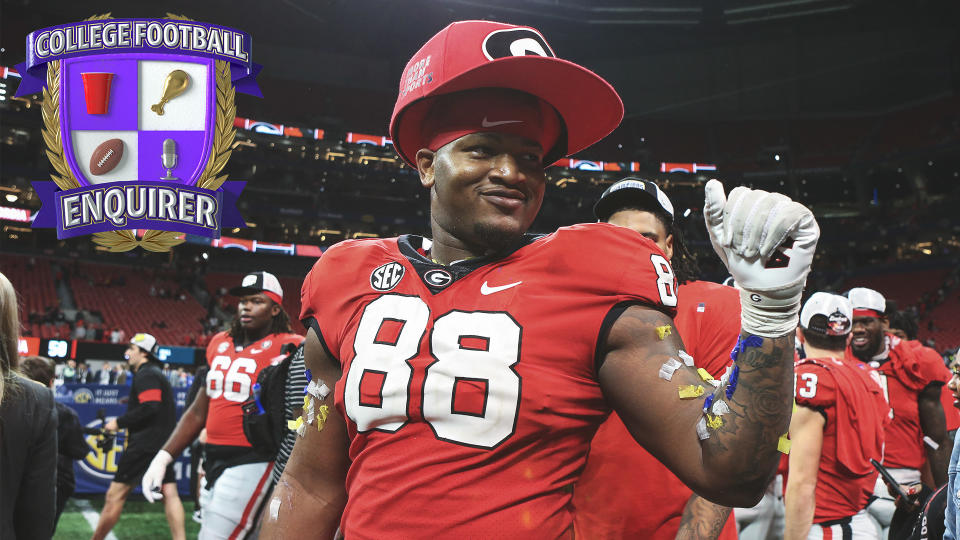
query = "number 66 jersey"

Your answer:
(301, 223), (677, 539)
